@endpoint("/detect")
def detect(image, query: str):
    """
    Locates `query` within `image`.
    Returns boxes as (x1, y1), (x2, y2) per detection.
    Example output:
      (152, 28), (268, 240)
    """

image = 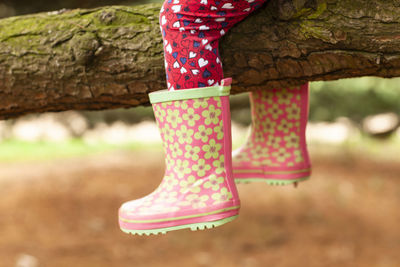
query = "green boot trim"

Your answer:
(149, 84), (230, 104)
(120, 215), (238, 236)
